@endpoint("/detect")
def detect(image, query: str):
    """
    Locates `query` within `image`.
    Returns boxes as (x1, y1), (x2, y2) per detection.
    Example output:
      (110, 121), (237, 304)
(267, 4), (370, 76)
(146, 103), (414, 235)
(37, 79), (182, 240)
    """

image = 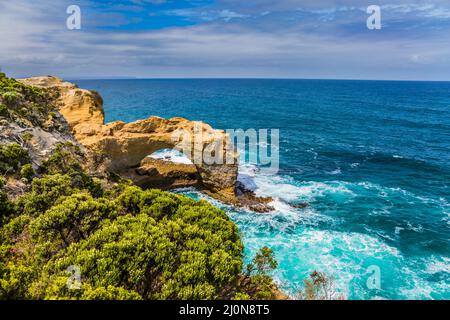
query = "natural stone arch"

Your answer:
(123, 148), (200, 191)
(18, 76), (239, 202)
(82, 117), (239, 201)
